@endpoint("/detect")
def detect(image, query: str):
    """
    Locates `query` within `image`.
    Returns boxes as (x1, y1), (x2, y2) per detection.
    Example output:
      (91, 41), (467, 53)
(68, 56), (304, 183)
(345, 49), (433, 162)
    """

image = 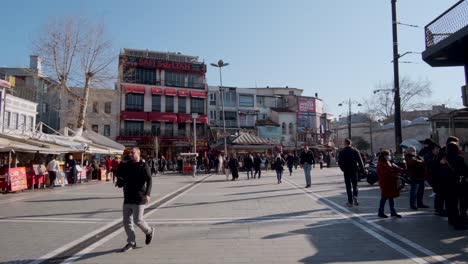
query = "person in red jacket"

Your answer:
(111, 156), (120, 184)
(377, 150), (405, 218)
